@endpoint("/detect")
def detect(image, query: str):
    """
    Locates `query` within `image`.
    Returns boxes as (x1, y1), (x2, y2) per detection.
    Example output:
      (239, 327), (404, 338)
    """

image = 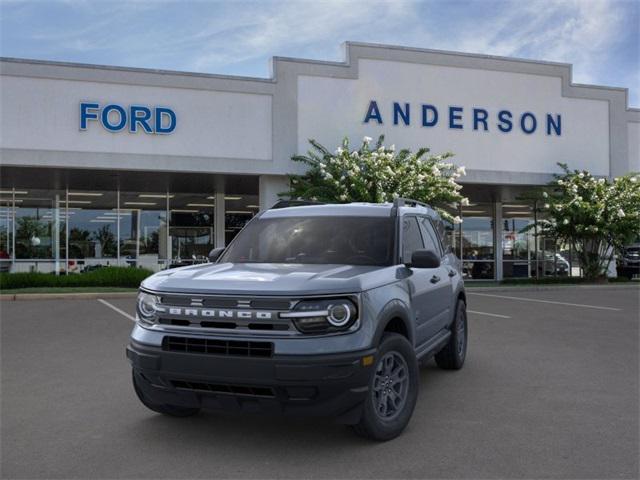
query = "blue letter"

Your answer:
(449, 106), (463, 129)
(497, 110), (513, 132)
(80, 102), (99, 130)
(520, 112), (537, 134)
(546, 114), (561, 136)
(130, 105), (153, 133)
(364, 100), (383, 124)
(473, 108), (489, 131)
(101, 104), (127, 132)
(393, 102), (410, 125)
(421, 104), (438, 127)
(155, 107), (176, 134)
